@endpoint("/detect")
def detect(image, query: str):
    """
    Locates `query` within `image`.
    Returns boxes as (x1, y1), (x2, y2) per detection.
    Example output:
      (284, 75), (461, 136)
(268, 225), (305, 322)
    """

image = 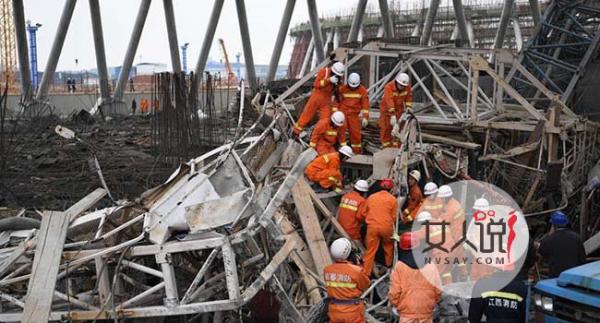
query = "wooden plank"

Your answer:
(421, 133), (481, 149)
(65, 187), (107, 222)
(0, 235), (35, 278)
(478, 141), (540, 161)
(22, 211), (70, 323)
(274, 212), (322, 304)
(291, 178), (332, 278)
